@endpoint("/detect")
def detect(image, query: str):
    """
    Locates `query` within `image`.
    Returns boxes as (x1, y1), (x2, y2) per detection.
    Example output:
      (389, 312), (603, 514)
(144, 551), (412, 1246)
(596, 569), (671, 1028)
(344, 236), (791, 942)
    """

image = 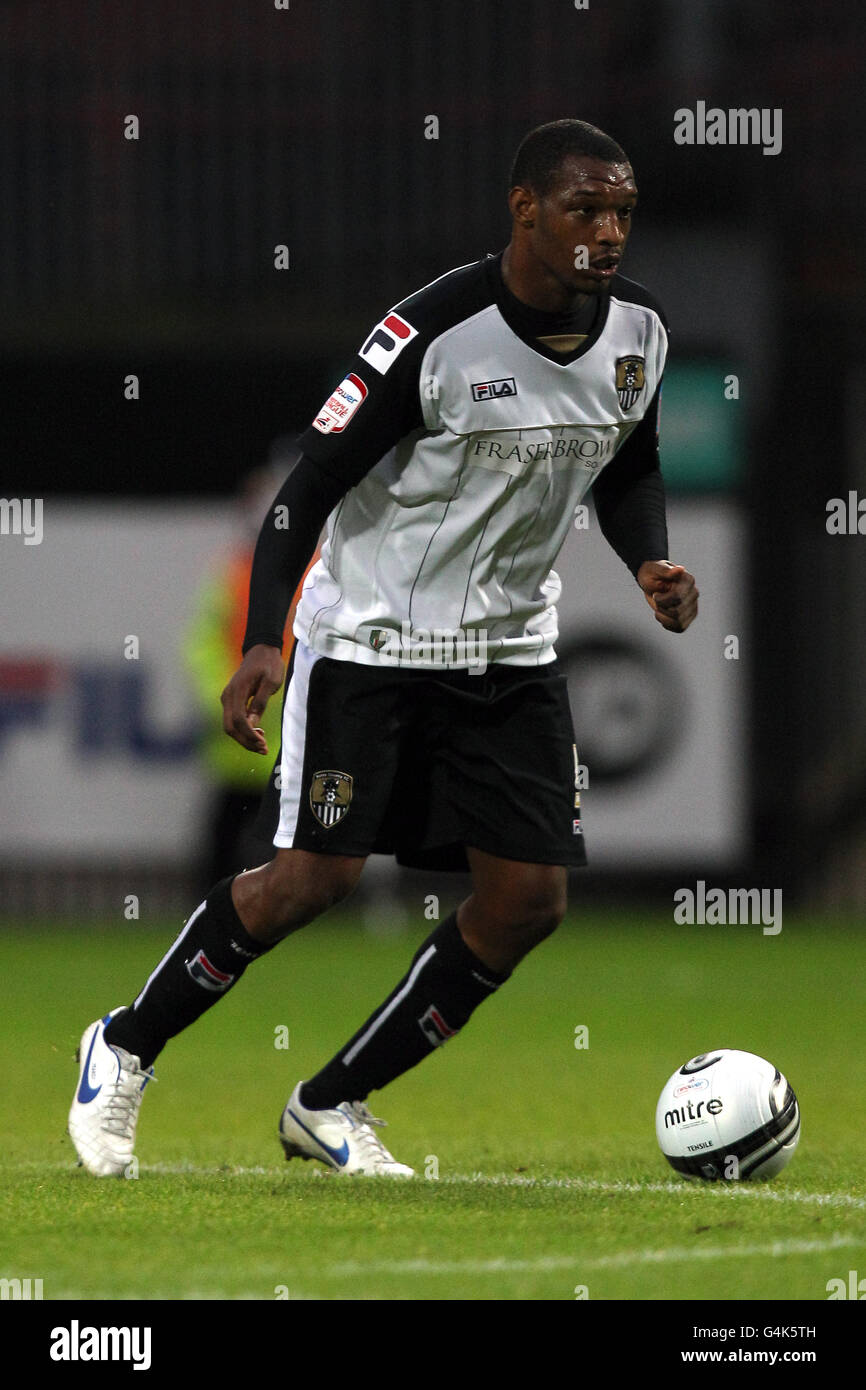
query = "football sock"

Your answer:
(300, 911), (509, 1109)
(103, 876), (272, 1069)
